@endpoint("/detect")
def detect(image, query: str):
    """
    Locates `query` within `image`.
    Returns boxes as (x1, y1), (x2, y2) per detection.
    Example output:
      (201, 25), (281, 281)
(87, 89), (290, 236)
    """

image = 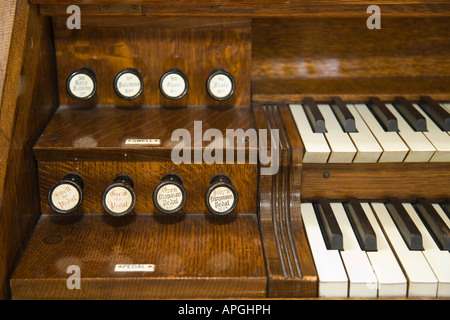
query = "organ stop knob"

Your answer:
(153, 174), (186, 214)
(48, 173), (84, 214)
(207, 69), (235, 101)
(205, 174), (238, 216)
(159, 69), (188, 100)
(114, 68), (143, 100)
(66, 68), (97, 101)
(102, 175), (136, 216)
